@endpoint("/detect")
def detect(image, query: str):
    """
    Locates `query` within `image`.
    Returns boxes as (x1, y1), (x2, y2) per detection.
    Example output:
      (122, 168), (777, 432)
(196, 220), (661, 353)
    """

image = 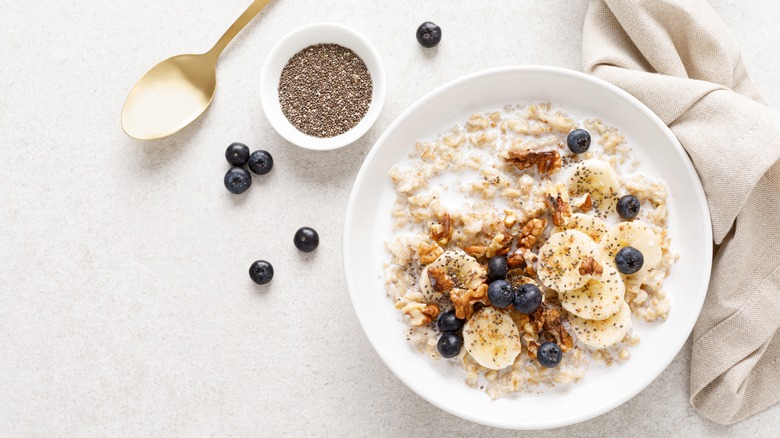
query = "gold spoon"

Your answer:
(122, 0), (272, 140)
